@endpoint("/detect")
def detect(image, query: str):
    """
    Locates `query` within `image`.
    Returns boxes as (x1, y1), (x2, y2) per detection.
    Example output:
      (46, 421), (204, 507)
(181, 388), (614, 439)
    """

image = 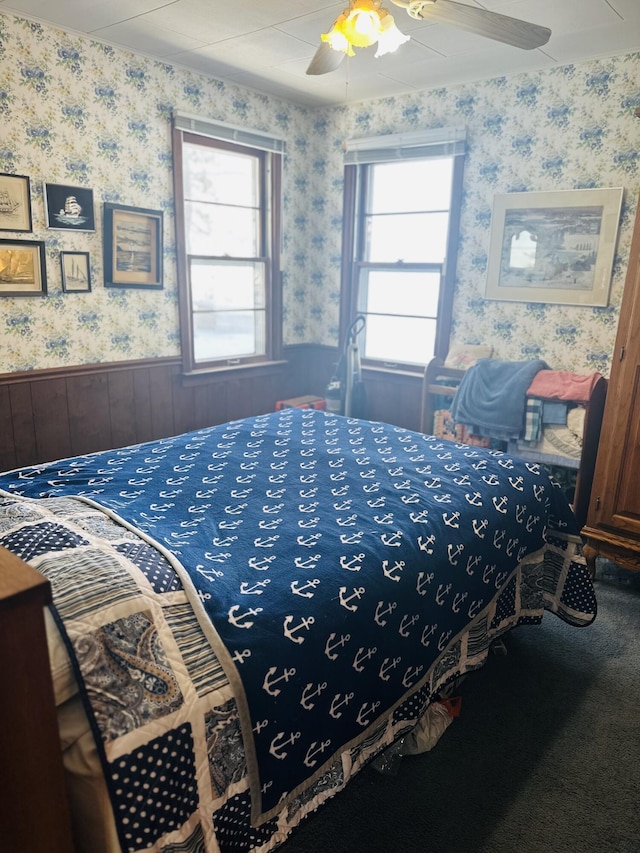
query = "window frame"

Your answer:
(339, 150), (465, 372)
(172, 124), (282, 374)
